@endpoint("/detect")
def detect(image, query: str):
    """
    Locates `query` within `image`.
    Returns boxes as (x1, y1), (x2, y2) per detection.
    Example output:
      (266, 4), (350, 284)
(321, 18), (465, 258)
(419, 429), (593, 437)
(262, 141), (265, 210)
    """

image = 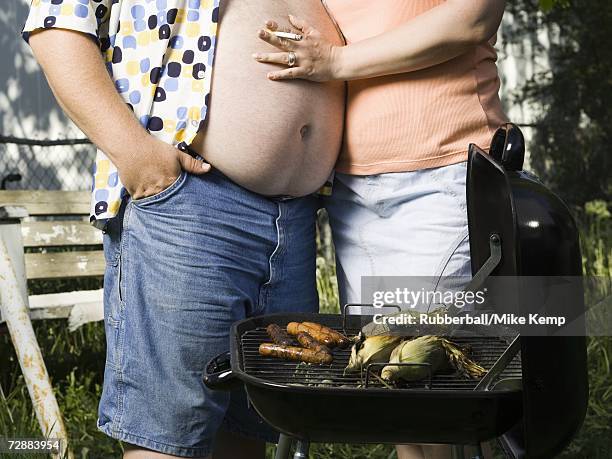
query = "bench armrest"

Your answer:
(0, 206), (29, 220)
(0, 206), (29, 312)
